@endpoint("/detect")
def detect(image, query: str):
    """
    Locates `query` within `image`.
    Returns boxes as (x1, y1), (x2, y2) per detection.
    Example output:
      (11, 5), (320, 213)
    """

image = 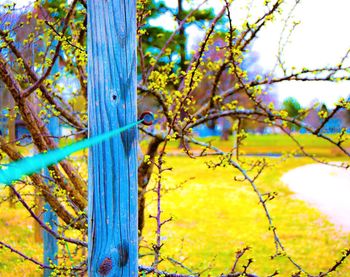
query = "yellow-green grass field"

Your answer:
(0, 134), (349, 276)
(140, 156), (350, 276)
